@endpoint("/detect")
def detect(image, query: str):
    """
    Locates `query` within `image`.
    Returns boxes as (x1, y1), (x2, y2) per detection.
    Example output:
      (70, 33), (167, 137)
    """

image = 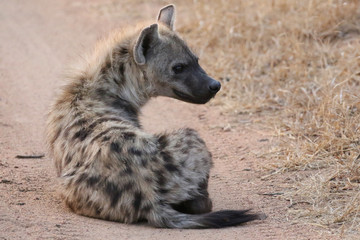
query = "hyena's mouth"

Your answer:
(172, 88), (213, 104)
(173, 89), (192, 100)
